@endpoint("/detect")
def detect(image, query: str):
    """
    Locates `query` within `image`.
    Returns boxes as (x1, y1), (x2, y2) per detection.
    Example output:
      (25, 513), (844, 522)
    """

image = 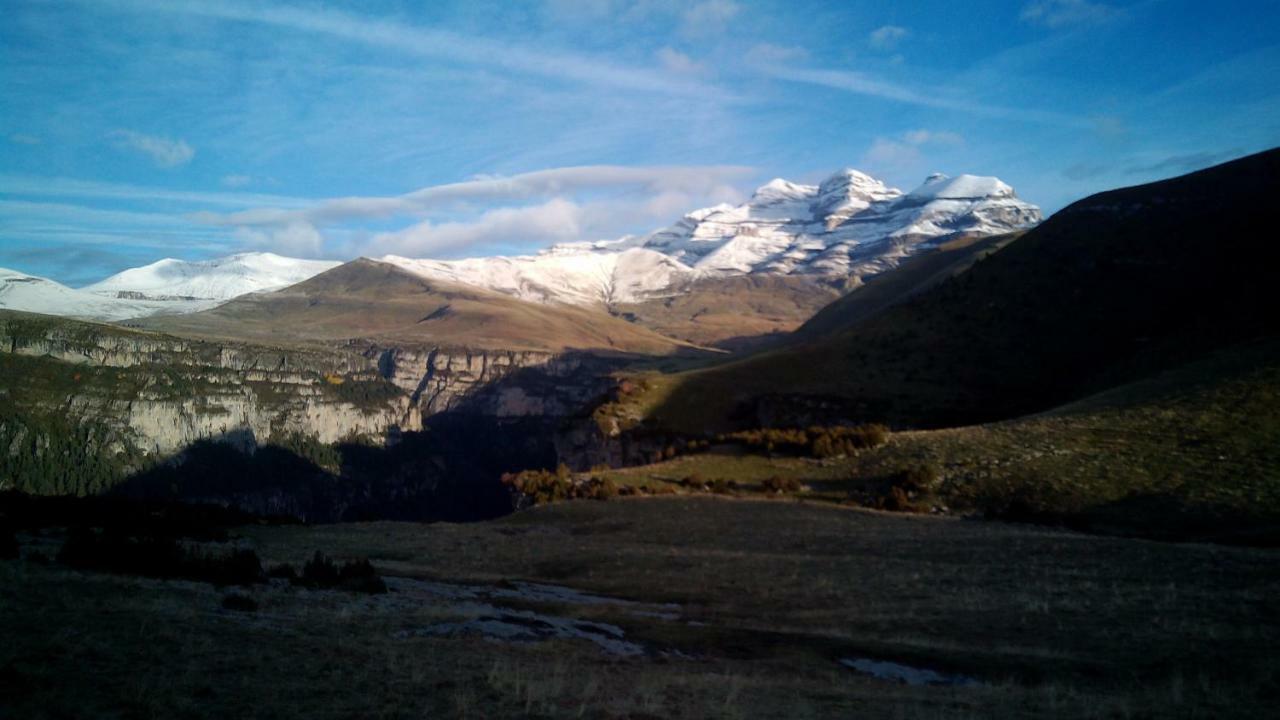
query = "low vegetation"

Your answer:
(290, 551), (387, 594)
(56, 527), (265, 586)
(501, 465), (620, 505)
